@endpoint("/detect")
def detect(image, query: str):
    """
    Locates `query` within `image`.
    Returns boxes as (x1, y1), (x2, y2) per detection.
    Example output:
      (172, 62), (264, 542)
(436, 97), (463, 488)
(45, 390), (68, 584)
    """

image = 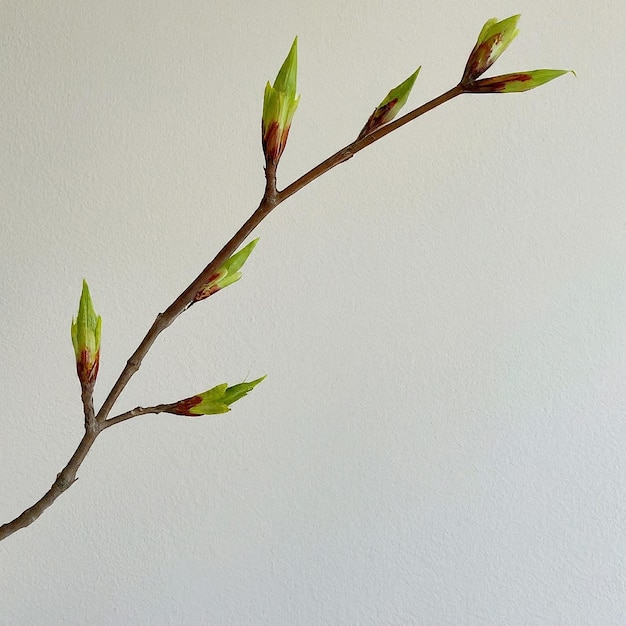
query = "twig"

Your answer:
(81, 383), (96, 432)
(101, 404), (178, 429)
